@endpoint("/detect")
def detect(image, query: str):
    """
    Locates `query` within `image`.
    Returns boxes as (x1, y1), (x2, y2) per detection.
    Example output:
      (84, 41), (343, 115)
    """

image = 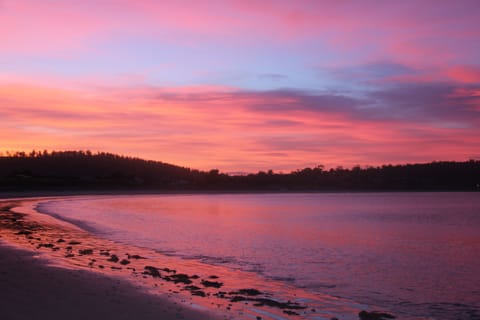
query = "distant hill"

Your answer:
(0, 151), (479, 192)
(0, 151), (204, 190)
